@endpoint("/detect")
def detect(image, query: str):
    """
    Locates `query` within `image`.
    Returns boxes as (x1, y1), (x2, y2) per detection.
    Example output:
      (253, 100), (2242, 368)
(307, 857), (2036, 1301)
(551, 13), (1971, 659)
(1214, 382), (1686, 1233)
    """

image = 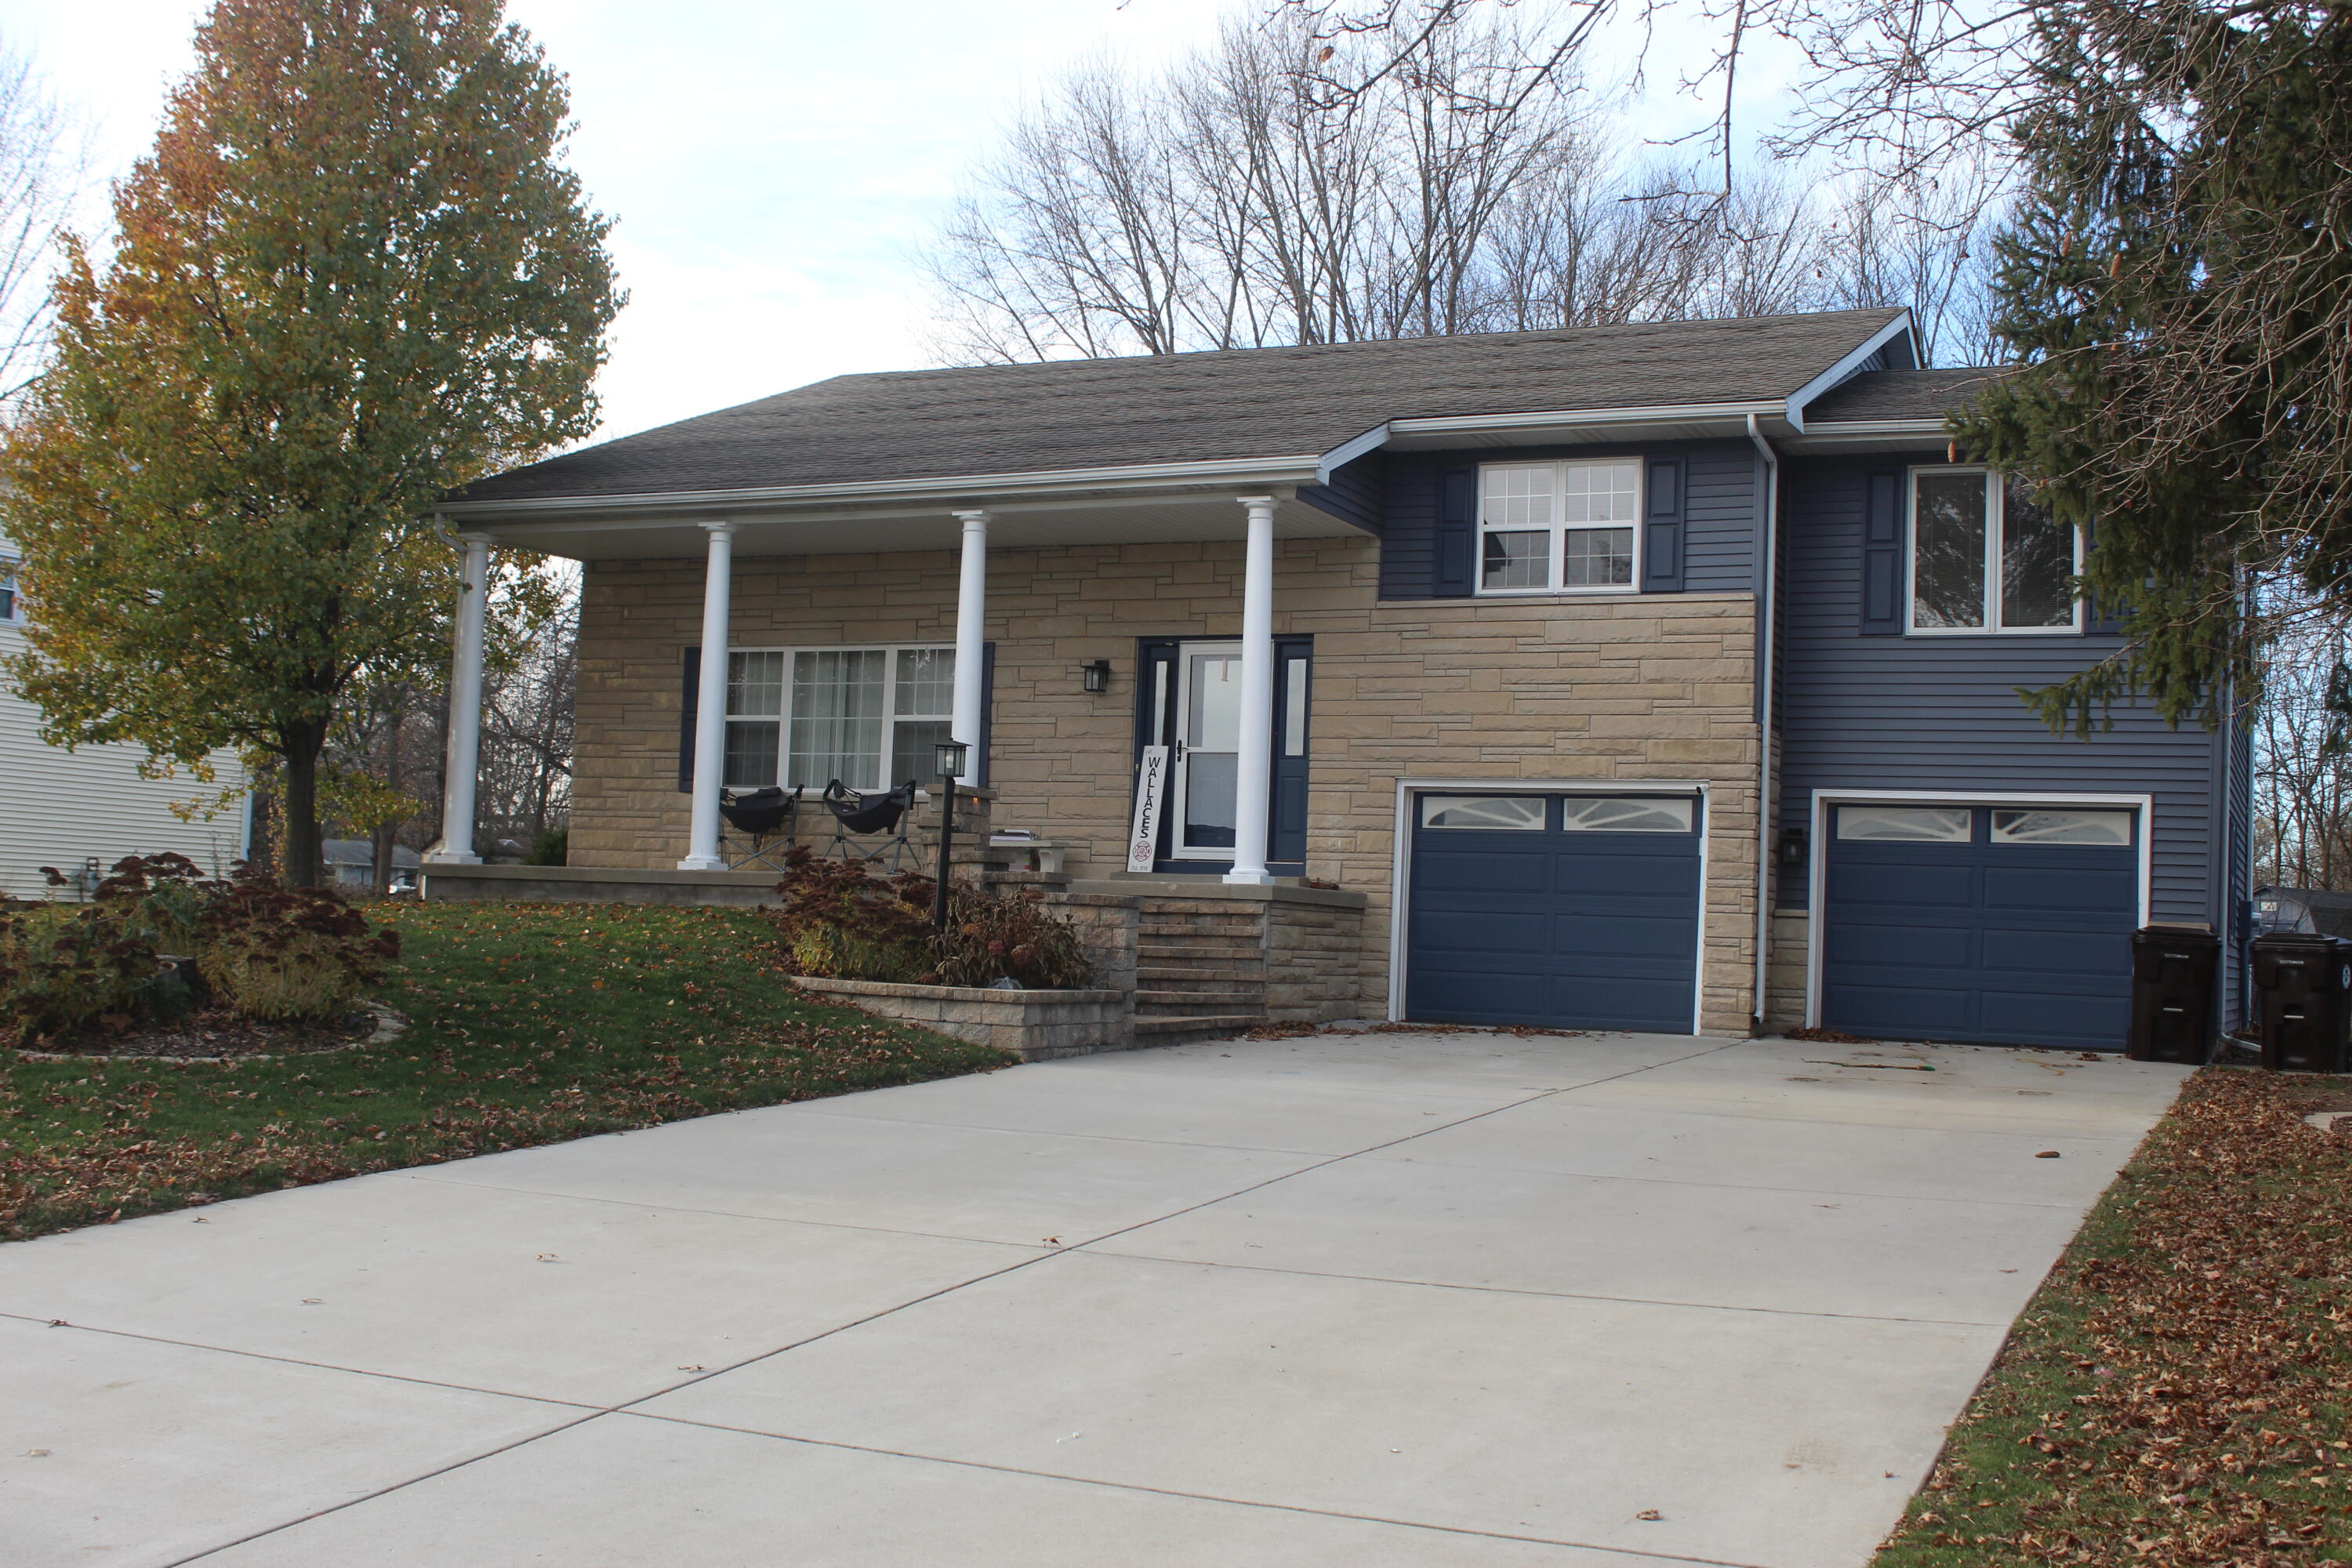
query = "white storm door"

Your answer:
(1172, 641), (1243, 860)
